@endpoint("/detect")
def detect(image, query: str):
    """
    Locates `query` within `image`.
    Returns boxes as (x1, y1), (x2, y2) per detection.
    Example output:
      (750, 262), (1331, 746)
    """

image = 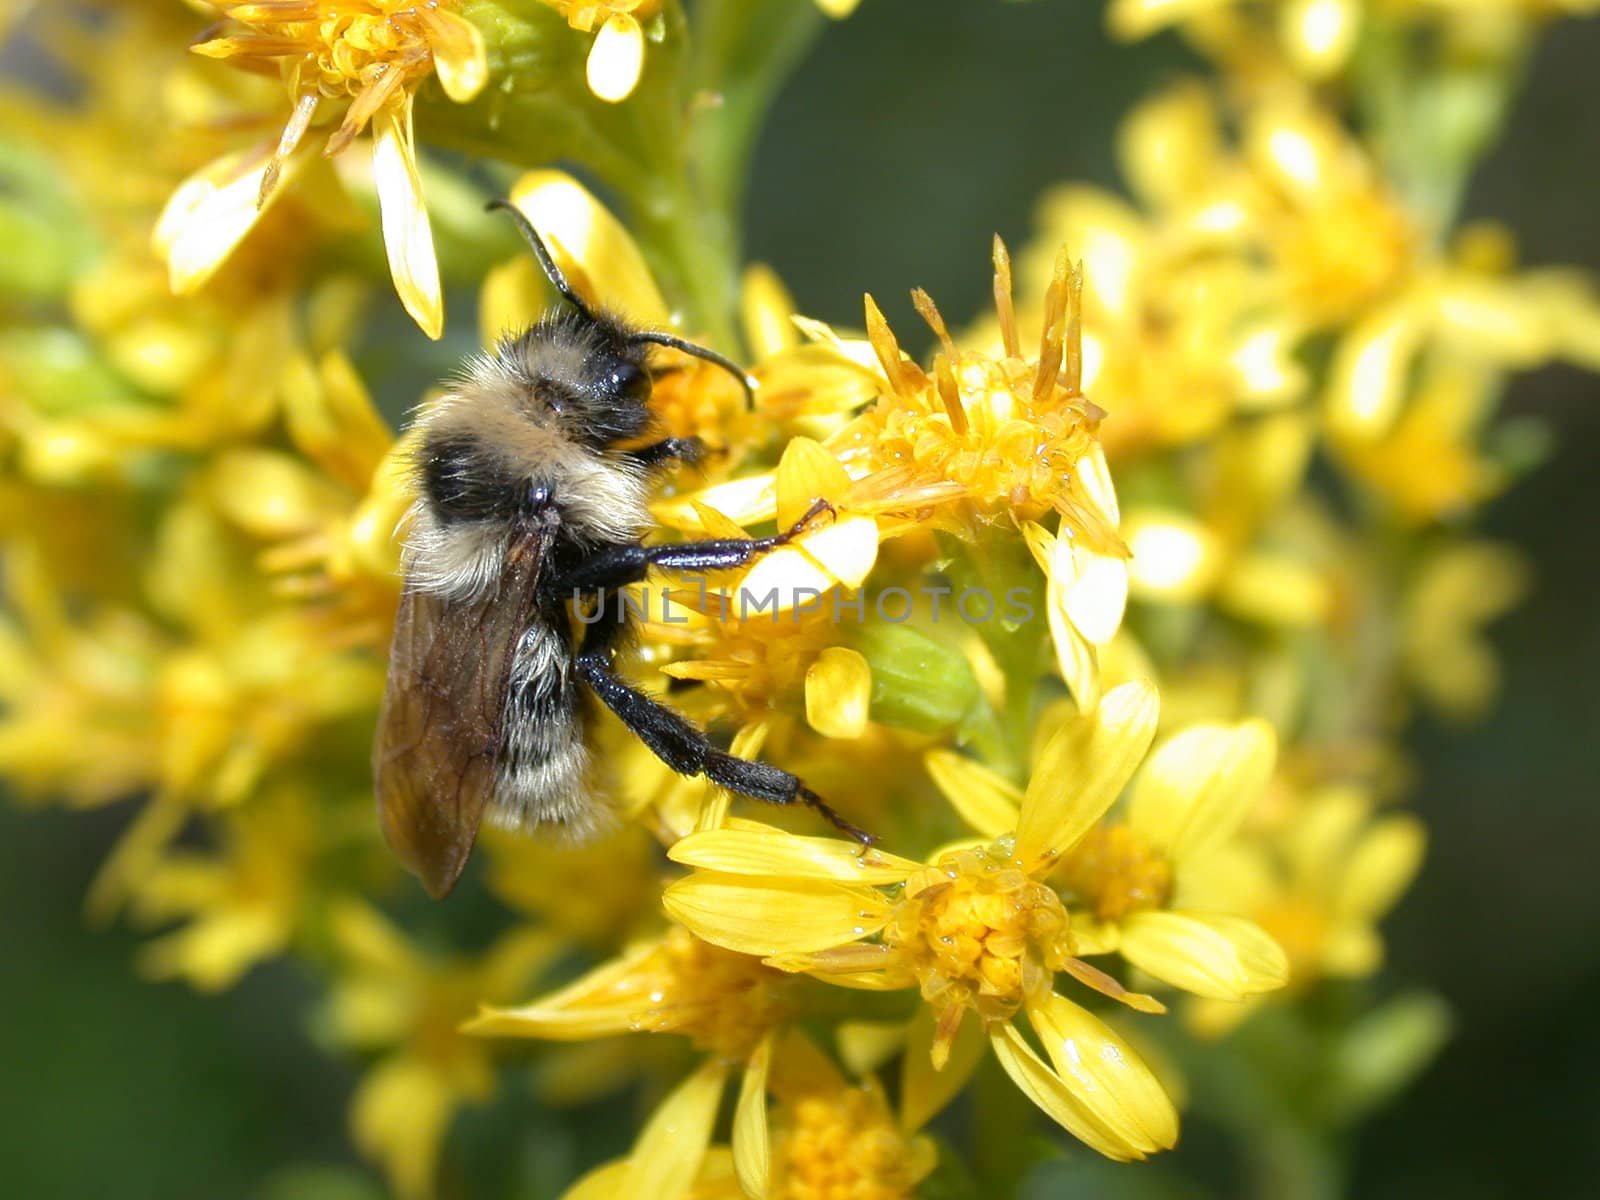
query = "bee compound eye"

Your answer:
(610, 362), (651, 404)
